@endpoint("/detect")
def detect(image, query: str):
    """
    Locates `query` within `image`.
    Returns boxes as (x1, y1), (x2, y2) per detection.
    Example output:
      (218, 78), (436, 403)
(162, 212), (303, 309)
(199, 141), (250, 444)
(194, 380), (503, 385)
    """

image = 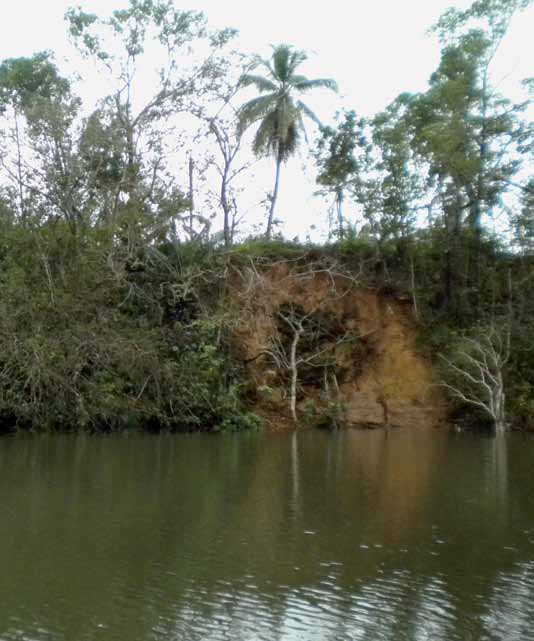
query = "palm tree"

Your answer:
(238, 45), (337, 239)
